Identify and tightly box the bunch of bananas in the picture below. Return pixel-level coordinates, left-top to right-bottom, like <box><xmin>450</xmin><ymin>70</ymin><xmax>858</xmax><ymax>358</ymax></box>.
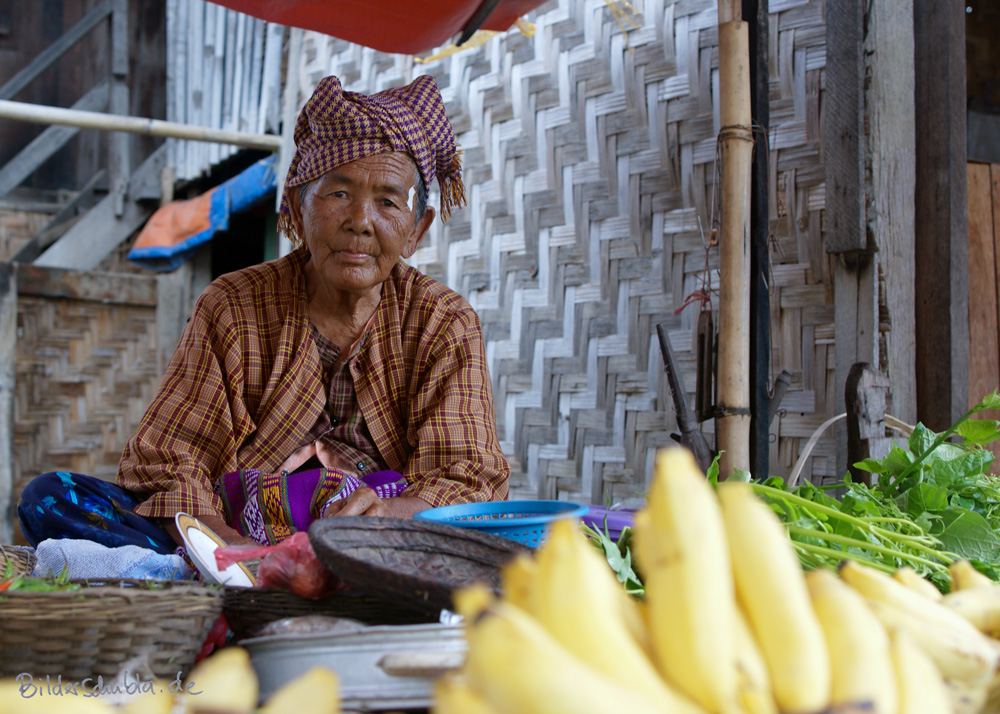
<box><xmin>435</xmin><ymin>447</ymin><xmax>1000</xmax><ymax>714</ymax></box>
<box><xmin>0</xmin><ymin>647</ymin><xmax>339</xmax><ymax>714</ymax></box>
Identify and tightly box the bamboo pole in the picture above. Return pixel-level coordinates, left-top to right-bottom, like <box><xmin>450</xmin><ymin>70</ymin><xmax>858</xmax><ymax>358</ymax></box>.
<box><xmin>716</xmin><ymin>4</ymin><xmax>754</xmax><ymax>479</ymax></box>
<box><xmin>0</xmin><ymin>99</ymin><xmax>280</xmax><ymax>151</ymax></box>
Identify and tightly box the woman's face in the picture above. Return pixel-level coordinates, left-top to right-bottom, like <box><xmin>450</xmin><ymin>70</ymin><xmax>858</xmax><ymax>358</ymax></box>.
<box><xmin>289</xmin><ymin>152</ymin><xmax>435</xmax><ymax>298</ymax></box>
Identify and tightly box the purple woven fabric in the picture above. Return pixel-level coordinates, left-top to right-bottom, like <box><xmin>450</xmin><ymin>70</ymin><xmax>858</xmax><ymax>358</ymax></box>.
<box><xmin>277</xmin><ymin>74</ymin><xmax>465</xmax><ymax>242</ymax></box>
<box><xmin>219</xmin><ymin>468</ymin><xmax>408</xmax><ymax>545</ymax></box>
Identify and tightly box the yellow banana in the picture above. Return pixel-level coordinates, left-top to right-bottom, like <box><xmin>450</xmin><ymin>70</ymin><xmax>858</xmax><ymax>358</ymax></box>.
<box><xmin>805</xmin><ymin>568</ymin><xmax>896</xmax><ymax>714</ymax></box>
<box><xmin>183</xmin><ymin>646</ymin><xmax>258</xmax><ymax>713</ymax></box>
<box><xmin>890</xmin><ymin>628</ymin><xmax>954</xmax><ymax>714</ymax></box>
<box><xmin>864</xmin><ymin>596</ymin><xmax>998</xmax><ymax>687</ymax></box>
<box><xmin>943</xmin><ymin>587</ymin><xmax>1000</xmax><ymax>637</ymax></box>
<box><xmin>950</xmin><ymin>560</ymin><xmax>996</xmax><ymax>591</ymax></box>
<box><xmin>840</xmin><ymin>560</ymin><xmax>978</xmax><ymax>634</ymax></box>
<box><xmin>258</xmin><ymin>667</ymin><xmax>339</xmax><ymax>714</ymax></box>
<box><xmin>732</xmin><ymin>605</ymin><xmax>778</xmax><ymax>714</ymax></box>
<box><xmin>453</xmin><ymin>583</ymin><xmax>496</xmax><ymax>621</ymax></box>
<box><xmin>893</xmin><ymin>566</ymin><xmax>943</xmax><ymax>601</ymax></box>
<box><xmin>499</xmin><ymin>553</ymin><xmax>538</xmax><ymax>612</ymax></box>
<box><xmin>942</xmin><ymin>677</ymin><xmax>988</xmax><ymax>714</ymax></box>
<box><xmin>433</xmin><ymin>673</ymin><xmax>498</xmax><ymax>714</ymax></box>
<box><xmin>464</xmin><ymin>600</ymin><xmax>673</xmax><ymax>714</ymax></box>
<box><xmin>632</xmin><ymin>447</ymin><xmax>739</xmax><ymax>714</ymax></box>
<box><xmin>717</xmin><ymin>481</ymin><xmax>830</xmax><ymax>714</ymax></box>
<box><xmin>530</xmin><ymin>519</ymin><xmax>705</xmax><ymax>714</ymax></box>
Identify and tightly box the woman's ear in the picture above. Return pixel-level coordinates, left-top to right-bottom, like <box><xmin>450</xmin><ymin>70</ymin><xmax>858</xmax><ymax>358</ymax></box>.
<box><xmin>401</xmin><ymin>205</ymin><xmax>436</xmax><ymax>259</ymax></box>
<box><xmin>286</xmin><ymin>184</ymin><xmax>307</xmax><ymax>239</ymax></box>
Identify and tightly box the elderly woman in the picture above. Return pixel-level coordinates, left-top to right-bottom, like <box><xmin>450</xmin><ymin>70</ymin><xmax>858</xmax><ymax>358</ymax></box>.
<box><xmin>18</xmin><ymin>75</ymin><xmax>510</xmax><ymax>551</ymax></box>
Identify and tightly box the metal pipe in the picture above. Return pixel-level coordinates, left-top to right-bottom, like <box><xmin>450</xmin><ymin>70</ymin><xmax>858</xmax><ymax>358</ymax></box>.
<box><xmin>0</xmin><ymin>99</ymin><xmax>281</xmax><ymax>151</ymax></box>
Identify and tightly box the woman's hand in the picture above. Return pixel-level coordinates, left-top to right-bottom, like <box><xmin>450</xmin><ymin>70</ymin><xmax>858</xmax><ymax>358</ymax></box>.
<box><xmin>323</xmin><ymin>488</ymin><xmax>433</xmax><ymax>519</ymax></box>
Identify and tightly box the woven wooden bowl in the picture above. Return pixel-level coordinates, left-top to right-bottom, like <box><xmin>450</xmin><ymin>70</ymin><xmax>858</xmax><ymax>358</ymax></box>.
<box><xmin>0</xmin><ymin>579</ymin><xmax>223</xmax><ymax>679</ymax></box>
<box><xmin>0</xmin><ymin>545</ymin><xmax>37</xmax><ymax>579</ymax></box>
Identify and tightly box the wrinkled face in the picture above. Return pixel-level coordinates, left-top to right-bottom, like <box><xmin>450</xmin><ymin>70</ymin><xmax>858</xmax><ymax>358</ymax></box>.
<box><xmin>288</xmin><ymin>152</ymin><xmax>434</xmax><ymax>297</ymax></box>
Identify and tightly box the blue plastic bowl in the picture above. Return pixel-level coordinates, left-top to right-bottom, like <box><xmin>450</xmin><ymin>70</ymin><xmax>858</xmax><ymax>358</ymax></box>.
<box><xmin>413</xmin><ymin>500</ymin><xmax>590</xmax><ymax>548</ymax></box>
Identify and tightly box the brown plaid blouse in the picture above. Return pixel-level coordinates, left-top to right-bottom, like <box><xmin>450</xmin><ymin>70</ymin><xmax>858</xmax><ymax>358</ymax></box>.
<box><xmin>118</xmin><ymin>248</ymin><xmax>510</xmax><ymax>519</ymax></box>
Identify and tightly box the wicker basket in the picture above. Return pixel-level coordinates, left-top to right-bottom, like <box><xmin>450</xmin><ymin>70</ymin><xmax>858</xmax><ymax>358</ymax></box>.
<box><xmin>0</xmin><ymin>545</ymin><xmax>37</xmax><ymax>579</ymax></box>
<box><xmin>0</xmin><ymin>579</ymin><xmax>223</xmax><ymax>679</ymax></box>
<box><xmin>223</xmin><ymin>587</ymin><xmax>436</xmax><ymax>640</ymax></box>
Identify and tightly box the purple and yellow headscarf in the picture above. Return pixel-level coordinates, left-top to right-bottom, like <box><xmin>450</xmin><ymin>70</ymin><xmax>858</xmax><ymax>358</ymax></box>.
<box><xmin>277</xmin><ymin>74</ymin><xmax>466</xmax><ymax>244</ymax></box>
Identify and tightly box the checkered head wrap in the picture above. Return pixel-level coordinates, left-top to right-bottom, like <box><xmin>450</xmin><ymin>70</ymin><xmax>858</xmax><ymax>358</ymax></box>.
<box><xmin>277</xmin><ymin>74</ymin><xmax>465</xmax><ymax>243</ymax></box>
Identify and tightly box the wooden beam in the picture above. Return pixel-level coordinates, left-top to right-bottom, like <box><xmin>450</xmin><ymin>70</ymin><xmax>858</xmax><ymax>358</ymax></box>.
<box><xmin>867</xmin><ymin>0</ymin><xmax>917</xmax><ymax>423</ymax></box>
<box><xmin>969</xmin><ymin>161</ymin><xmax>1000</xmax><ymax>463</ymax></box>
<box><xmin>33</xmin><ymin>145</ymin><xmax>166</xmax><ymax>271</ymax></box>
<box><xmin>834</xmin><ymin>253</ymin><xmax>877</xmax><ymax>477</ymax></box>
<box><xmin>914</xmin><ymin>0</ymin><xmax>968</xmax><ymax>431</ymax></box>
<box><xmin>11</xmin><ymin>170</ymin><xmax>107</xmax><ymax>264</ymax></box>
<box><xmin>109</xmin><ymin>0</ymin><xmax>130</xmax><ymax>217</ymax></box>
<box><xmin>744</xmin><ymin>0</ymin><xmax>770</xmax><ymax>480</ymax></box>
<box><xmin>0</xmin><ymin>0</ymin><xmax>112</xmax><ymax>101</ymax></box>
<box><xmin>0</xmin><ymin>80</ymin><xmax>109</xmax><ymax>201</ymax></box>
<box><xmin>0</xmin><ymin>263</ymin><xmax>15</xmax><ymax>543</ymax></box>
<box><xmin>845</xmin><ymin>362</ymin><xmax>892</xmax><ymax>486</ymax></box>
<box><xmin>825</xmin><ymin>0</ymin><xmax>866</xmax><ymax>253</ymax></box>
<box><xmin>17</xmin><ymin>264</ymin><xmax>157</xmax><ymax>306</ymax></box>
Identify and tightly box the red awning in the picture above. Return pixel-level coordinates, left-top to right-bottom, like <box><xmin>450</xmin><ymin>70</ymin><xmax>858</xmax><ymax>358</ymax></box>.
<box><xmin>208</xmin><ymin>0</ymin><xmax>547</xmax><ymax>55</ymax></box>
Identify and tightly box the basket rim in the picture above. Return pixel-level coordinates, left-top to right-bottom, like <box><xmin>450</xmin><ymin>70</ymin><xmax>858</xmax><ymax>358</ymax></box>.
<box><xmin>414</xmin><ymin>500</ymin><xmax>589</xmax><ymax>528</ymax></box>
<box><xmin>0</xmin><ymin>578</ymin><xmax>223</xmax><ymax>600</ymax></box>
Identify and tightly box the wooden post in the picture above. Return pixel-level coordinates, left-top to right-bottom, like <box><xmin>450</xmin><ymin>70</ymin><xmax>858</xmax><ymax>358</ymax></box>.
<box><xmin>155</xmin><ymin>166</ymin><xmax>193</xmax><ymax>374</ymax></box>
<box><xmin>914</xmin><ymin>0</ymin><xmax>968</xmax><ymax>431</ymax></box>
<box><xmin>845</xmin><ymin>362</ymin><xmax>892</xmax><ymax>486</ymax></box>
<box><xmin>867</xmin><ymin>0</ymin><xmax>917</xmax><ymax>424</ymax></box>
<box><xmin>744</xmin><ymin>0</ymin><xmax>770</xmax><ymax>481</ymax></box>
<box><xmin>716</xmin><ymin>2</ymin><xmax>754</xmax><ymax>478</ymax></box>
<box><xmin>109</xmin><ymin>0</ymin><xmax>130</xmax><ymax>217</ymax></box>
<box><xmin>0</xmin><ymin>263</ymin><xmax>15</xmax><ymax>544</ymax></box>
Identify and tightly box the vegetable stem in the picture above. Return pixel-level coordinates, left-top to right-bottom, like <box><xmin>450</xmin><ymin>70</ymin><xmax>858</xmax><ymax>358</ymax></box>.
<box><xmin>785</xmin><ymin>525</ymin><xmax>950</xmax><ymax>573</ymax></box>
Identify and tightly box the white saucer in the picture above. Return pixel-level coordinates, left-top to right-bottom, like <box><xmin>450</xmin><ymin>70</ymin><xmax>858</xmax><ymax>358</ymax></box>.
<box><xmin>175</xmin><ymin>512</ymin><xmax>256</xmax><ymax>588</ymax></box>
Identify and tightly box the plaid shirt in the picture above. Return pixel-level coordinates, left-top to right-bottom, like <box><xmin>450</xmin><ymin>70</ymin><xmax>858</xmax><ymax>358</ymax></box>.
<box><xmin>119</xmin><ymin>248</ymin><xmax>510</xmax><ymax>519</ymax></box>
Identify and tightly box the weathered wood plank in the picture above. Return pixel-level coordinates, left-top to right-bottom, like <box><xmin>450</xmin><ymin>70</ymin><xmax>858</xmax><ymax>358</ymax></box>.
<box><xmin>0</xmin><ymin>262</ymin><xmax>15</xmax><ymax>543</ymax></box>
<box><xmin>17</xmin><ymin>264</ymin><xmax>157</xmax><ymax>306</ymax></box>
<box><xmin>109</xmin><ymin>0</ymin><xmax>130</xmax><ymax>217</ymax></box>
<box><xmin>834</xmin><ymin>252</ymin><xmax>877</xmax><ymax>477</ymax></box>
<box><xmin>846</xmin><ymin>362</ymin><xmax>892</xmax><ymax>486</ymax></box>
<box><xmin>33</xmin><ymin>146</ymin><xmax>166</xmax><ymax>271</ymax></box>
<box><xmin>824</xmin><ymin>0</ymin><xmax>865</xmax><ymax>253</ymax></box>
<box><xmin>0</xmin><ymin>80</ymin><xmax>109</xmax><ymax>200</ymax></box>
<box><xmin>914</xmin><ymin>0</ymin><xmax>969</xmax><ymax>431</ymax></box>
<box><xmin>0</xmin><ymin>0</ymin><xmax>111</xmax><ymax>101</ymax></box>
<box><xmin>867</xmin><ymin>0</ymin><xmax>917</xmax><ymax>423</ymax></box>
<box><xmin>968</xmin><ymin>162</ymin><xmax>999</xmax><ymax>421</ymax></box>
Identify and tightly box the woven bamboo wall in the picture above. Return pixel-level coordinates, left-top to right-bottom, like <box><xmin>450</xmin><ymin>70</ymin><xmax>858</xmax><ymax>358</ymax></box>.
<box><xmin>10</xmin><ymin>267</ymin><xmax>160</xmax><ymax>537</ymax></box>
<box><xmin>291</xmin><ymin>0</ymin><xmax>834</xmax><ymax>502</ymax></box>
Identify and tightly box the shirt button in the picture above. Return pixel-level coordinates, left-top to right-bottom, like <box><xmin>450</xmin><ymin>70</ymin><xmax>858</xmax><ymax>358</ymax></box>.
<box><xmin>330</xmin><ymin>416</ymin><xmax>340</xmax><ymax>426</ymax></box>
<box><xmin>357</xmin><ymin>462</ymin><xmax>366</xmax><ymax>471</ymax></box>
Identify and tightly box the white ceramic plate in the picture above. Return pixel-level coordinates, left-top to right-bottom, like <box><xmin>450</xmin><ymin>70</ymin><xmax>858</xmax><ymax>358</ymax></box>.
<box><xmin>175</xmin><ymin>512</ymin><xmax>255</xmax><ymax>587</ymax></box>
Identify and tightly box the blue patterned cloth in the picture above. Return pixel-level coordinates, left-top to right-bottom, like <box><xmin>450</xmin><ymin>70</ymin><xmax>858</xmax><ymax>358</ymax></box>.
<box><xmin>17</xmin><ymin>472</ymin><xmax>177</xmax><ymax>555</ymax></box>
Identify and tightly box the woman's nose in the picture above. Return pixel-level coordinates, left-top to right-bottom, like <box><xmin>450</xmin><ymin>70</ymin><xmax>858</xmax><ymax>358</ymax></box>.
<box><xmin>345</xmin><ymin>198</ymin><xmax>374</xmax><ymax>233</ymax></box>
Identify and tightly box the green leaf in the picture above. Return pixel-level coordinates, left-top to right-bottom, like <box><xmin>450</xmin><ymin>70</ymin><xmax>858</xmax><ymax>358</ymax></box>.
<box><xmin>898</xmin><ymin>482</ymin><xmax>949</xmax><ymax>518</ymax></box>
<box><xmin>908</xmin><ymin>424</ymin><xmax>937</xmax><ymax>459</ymax></box>
<box><xmin>706</xmin><ymin>453</ymin><xmax>722</xmax><ymax>485</ymax></box>
<box><xmin>957</xmin><ymin>419</ymin><xmax>1000</xmax><ymax>447</ymax></box>
<box><xmin>854</xmin><ymin>458</ymin><xmax>888</xmax><ymax>474</ymax></box>
<box><xmin>973</xmin><ymin>390</ymin><xmax>1000</xmax><ymax>413</ymax></box>
<box><xmin>924</xmin><ymin>451</ymin><xmax>990</xmax><ymax>488</ymax></box>
<box><xmin>732</xmin><ymin>467</ymin><xmax>753</xmax><ymax>483</ymax></box>
<box><xmin>934</xmin><ymin>507</ymin><xmax>1000</xmax><ymax>564</ymax></box>
<box><xmin>883</xmin><ymin>447</ymin><xmax>916</xmax><ymax>480</ymax></box>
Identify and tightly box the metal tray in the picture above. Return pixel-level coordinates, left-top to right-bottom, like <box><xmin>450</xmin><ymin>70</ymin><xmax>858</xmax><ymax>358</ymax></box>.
<box><xmin>242</xmin><ymin>621</ymin><xmax>465</xmax><ymax>711</ymax></box>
